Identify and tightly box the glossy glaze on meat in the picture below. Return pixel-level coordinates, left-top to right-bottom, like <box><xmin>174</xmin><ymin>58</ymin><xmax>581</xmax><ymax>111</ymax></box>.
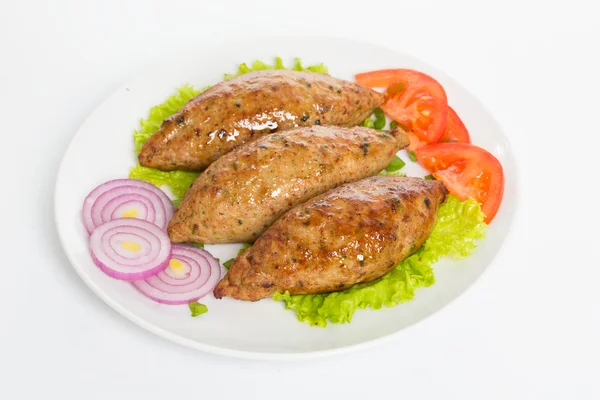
<box><xmin>138</xmin><ymin>70</ymin><xmax>384</xmax><ymax>171</ymax></box>
<box><xmin>168</xmin><ymin>125</ymin><xmax>409</xmax><ymax>244</ymax></box>
<box><xmin>214</xmin><ymin>176</ymin><xmax>448</xmax><ymax>301</ymax></box>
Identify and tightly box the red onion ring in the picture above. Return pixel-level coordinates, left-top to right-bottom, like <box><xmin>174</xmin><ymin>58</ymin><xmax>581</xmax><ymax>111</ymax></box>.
<box><xmin>132</xmin><ymin>244</ymin><xmax>222</xmax><ymax>304</ymax></box>
<box><xmin>82</xmin><ymin>179</ymin><xmax>173</xmax><ymax>234</ymax></box>
<box><xmin>90</xmin><ymin>218</ymin><xmax>172</xmax><ymax>281</ymax></box>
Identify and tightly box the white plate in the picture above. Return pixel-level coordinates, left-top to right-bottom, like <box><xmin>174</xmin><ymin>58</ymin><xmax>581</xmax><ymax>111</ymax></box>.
<box><xmin>54</xmin><ymin>37</ymin><xmax>517</xmax><ymax>360</ymax></box>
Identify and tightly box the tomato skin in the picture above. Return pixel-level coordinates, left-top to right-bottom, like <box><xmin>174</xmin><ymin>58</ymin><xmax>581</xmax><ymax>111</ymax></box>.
<box><xmin>356</xmin><ymin>69</ymin><xmax>449</xmax><ymax>143</ymax></box>
<box><xmin>407</xmin><ymin>132</ymin><xmax>428</xmax><ymax>151</ymax></box>
<box><xmin>382</xmin><ymin>87</ymin><xmax>448</xmax><ymax>143</ymax></box>
<box><xmin>355</xmin><ymin>69</ymin><xmax>404</xmax><ymax>88</ymax></box>
<box><xmin>415</xmin><ymin>143</ymin><xmax>504</xmax><ymax>223</ymax></box>
<box><xmin>406</xmin><ymin>106</ymin><xmax>471</xmax><ymax>151</ymax></box>
<box><xmin>440</xmin><ymin>107</ymin><xmax>471</xmax><ymax>144</ymax></box>
<box><xmin>355</xmin><ymin>69</ymin><xmax>446</xmax><ymax>100</ymax></box>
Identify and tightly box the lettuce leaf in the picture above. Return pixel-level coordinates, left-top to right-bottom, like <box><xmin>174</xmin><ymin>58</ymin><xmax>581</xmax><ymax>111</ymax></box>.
<box><xmin>223</xmin><ymin>57</ymin><xmax>328</xmax><ymax>80</ymax></box>
<box><xmin>273</xmin><ymin>195</ymin><xmax>487</xmax><ymax>327</ymax></box>
<box><xmin>238</xmin><ymin>243</ymin><xmax>252</xmax><ymax>254</ymax></box>
<box><xmin>378</xmin><ymin>169</ymin><xmax>406</xmax><ymax>177</ymax></box>
<box><xmin>419</xmin><ymin>195</ymin><xmax>487</xmax><ymax>263</ymax></box>
<box><xmin>133</xmin><ymin>85</ymin><xmax>204</xmax><ymax>153</ymax></box>
<box><xmin>130</xmin><ymin>58</ymin><xmax>328</xmax><ymax>199</ymax></box>
<box><xmin>129</xmin><ymin>165</ymin><xmax>199</xmax><ymax>199</ymax></box>
<box><xmin>188</xmin><ymin>302</ymin><xmax>208</xmax><ymax>317</ymax></box>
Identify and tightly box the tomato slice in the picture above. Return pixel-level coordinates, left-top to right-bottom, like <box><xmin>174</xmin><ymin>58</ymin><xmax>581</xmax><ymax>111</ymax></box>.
<box><xmin>356</xmin><ymin>69</ymin><xmax>448</xmax><ymax>143</ymax></box>
<box><xmin>355</xmin><ymin>69</ymin><xmax>403</xmax><ymax>88</ymax></box>
<box><xmin>440</xmin><ymin>107</ymin><xmax>471</xmax><ymax>144</ymax></box>
<box><xmin>407</xmin><ymin>132</ymin><xmax>428</xmax><ymax>151</ymax></box>
<box><xmin>356</xmin><ymin>69</ymin><xmax>445</xmax><ymax>98</ymax></box>
<box><xmin>415</xmin><ymin>143</ymin><xmax>504</xmax><ymax>223</ymax></box>
<box><xmin>382</xmin><ymin>86</ymin><xmax>448</xmax><ymax>143</ymax></box>
<box><xmin>406</xmin><ymin>106</ymin><xmax>471</xmax><ymax>151</ymax></box>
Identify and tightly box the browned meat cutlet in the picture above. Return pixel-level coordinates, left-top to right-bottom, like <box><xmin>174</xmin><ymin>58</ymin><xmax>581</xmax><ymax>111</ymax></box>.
<box><xmin>213</xmin><ymin>176</ymin><xmax>447</xmax><ymax>301</ymax></box>
<box><xmin>168</xmin><ymin>125</ymin><xmax>409</xmax><ymax>244</ymax></box>
<box><xmin>138</xmin><ymin>70</ymin><xmax>384</xmax><ymax>171</ymax></box>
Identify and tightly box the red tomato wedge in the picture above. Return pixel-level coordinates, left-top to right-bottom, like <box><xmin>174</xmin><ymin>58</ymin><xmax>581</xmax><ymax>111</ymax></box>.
<box><xmin>355</xmin><ymin>69</ymin><xmax>449</xmax><ymax>143</ymax></box>
<box><xmin>407</xmin><ymin>132</ymin><xmax>428</xmax><ymax>152</ymax></box>
<box><xmin>408</xmin><ymin>106</ymin><xmax>471</xmax><ymax>151</ymax></box>
<box><xmin>440</xmin><ymin>106</ymin><xmax>471</xmax><ymax>144</ymax></box>
<box><xmin>356</xmin><ymin>69</ymin><xmax>445</xmax><ymax>93</ymax></box>
<box><xmin>415</xmin><ymin>143</ymin><xmax>504</xmax><ymax>223</ymax></box>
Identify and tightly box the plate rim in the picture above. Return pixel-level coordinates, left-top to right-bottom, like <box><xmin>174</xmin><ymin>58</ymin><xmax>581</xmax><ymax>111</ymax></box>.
<box><xmin>54</xmin><ymin>35</ymin><xmax>519</xmax><ymax>360</ymax></box>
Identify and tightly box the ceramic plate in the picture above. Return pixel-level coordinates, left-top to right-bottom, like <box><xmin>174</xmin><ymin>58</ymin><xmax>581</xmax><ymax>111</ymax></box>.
<box><xmin>54</xmin><ymin>37</ymin><xmax>517</xmax><ymax>359</ymax></box>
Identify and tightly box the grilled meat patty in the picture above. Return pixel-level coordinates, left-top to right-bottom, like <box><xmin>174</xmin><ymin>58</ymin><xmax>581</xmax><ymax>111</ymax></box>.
<box><xmin>138</xmin><ymin>70</ymin><xmax>384</xmax><ymax>171</ymax></box>
<box><xmin>214</xmin><ymin>176</ymin><xmax>448</xmax><ymax>301</ymax></box>
<box><xmin>168</xmin><ymin>125</ymin><xmax>409</xmax><ymax>244</ymax></box>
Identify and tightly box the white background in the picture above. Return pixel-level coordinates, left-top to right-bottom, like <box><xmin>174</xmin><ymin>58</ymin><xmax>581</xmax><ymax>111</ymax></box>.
<box><xmin>1</xmin><ymin>0</ymin><xmax>599</xmax><ymax>399</ymax></box>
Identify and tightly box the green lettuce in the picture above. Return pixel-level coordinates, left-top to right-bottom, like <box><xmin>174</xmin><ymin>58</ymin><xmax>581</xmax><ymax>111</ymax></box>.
<box><xmin>273</xmin><ymin>195</ymin><xmax>487</xmax><ymax>327</ymax></box>
<box><xmin>129</xmin><ymin>58</ymin><xmax>328</xmax><ymax>200</ymax></box>
<box><xmin>188</xmin><ymin>302</ymin><xmax>208</xmax><ymax>317</ymax></box>
<box><xmin>373</xmin><ymin>108</ymin><xmax>386</xmax><ymax>130</ymax></box>
<box><xmin>361</xmin><ymin>118</ymin><xmax>375</xmax><ymax>129</ymax></box>
<box><xmin>361</xmin><ymin>108</ymin><xmax>387</xmax><ymax>131</ymax></box>
<box><xmin>378</xmin><ymin>170</ymin><xmax>407</xmax><ymax>177</ymax></box>
<box><xmin>238</xmin><ymin>243</ymin><xmax>252</xmax><ymax>254</ymax></box>
<box><xmin>224</xmin><ymin>57</ymin><xmax>328</xmax><ymax>80</ymax></box>
<box><xmin>133</xmin><ymin>85</ymin><xmax>204</xmax><ymax>153</ymax></box>
<box><xmin>129</xmin><ymin>165</ymin><xmax>199</xmax><ymax>199</ymax></box>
